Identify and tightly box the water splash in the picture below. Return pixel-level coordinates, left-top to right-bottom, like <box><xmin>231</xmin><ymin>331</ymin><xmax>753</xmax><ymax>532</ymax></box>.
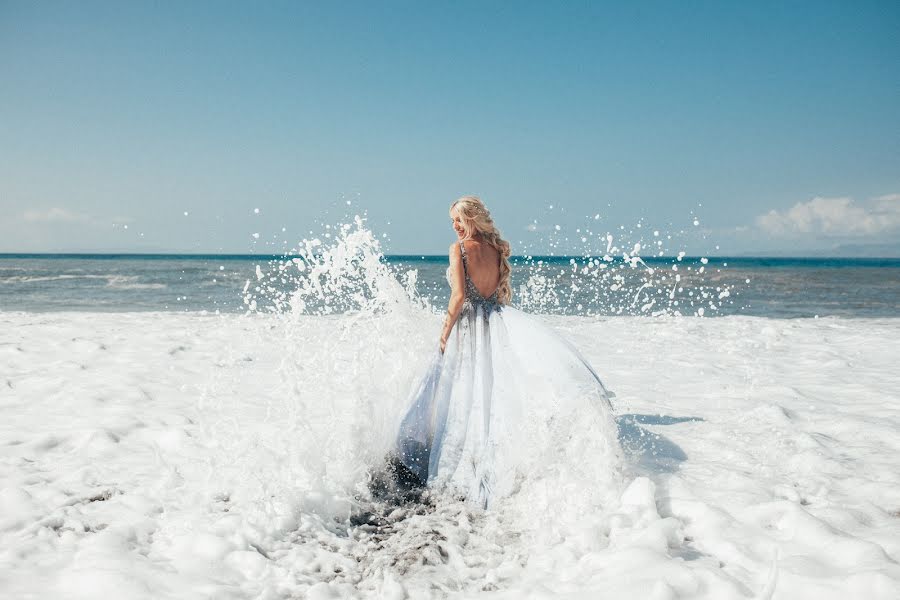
<box><xmin>511</xmin><ymin>207</ymin><xmax>741</xmax><ymax>317</ymax></box>
<box><xmin>242</xmin><ymin>215</ymin><xmax>740</xmax><ymax>319</ymax></box>
<box><xmin>194</xmin><ymin>212</ymin><xmax>746</xmax><ymax>596</ymax></box>
<box><xmin>512</xmin><ymin>246</ymin><xmax>739</xmax><ymax>317</ymax></box>
<box><xmin>210</xmin><ymin>216</ymin><xmax>437</xmax><ymax>519</ymax></box>
<box><xmin>221</xmin><ymin>213</ymin><xmax>735</xmax><ymax>513</ymax></box>
<box><xmin>243</xmin><ymin>216</ymin><xmax>426</xmax><ymax>317</ymax></box>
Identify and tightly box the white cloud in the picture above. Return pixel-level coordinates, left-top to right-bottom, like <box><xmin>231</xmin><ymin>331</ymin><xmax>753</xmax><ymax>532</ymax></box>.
<box><xmin>22</xmin><ymin>207</ymin><xmax>91</xmax><ymax>223</ymax></box>
<box><xmin>756</xmin><ymin>194</ymin><xmax>900</xmax><ymax>236</ymax></box>
<box><xmin>19</xmin><ymin>207</ymin><xmax>135</xmax><ymax>227</ymax></box>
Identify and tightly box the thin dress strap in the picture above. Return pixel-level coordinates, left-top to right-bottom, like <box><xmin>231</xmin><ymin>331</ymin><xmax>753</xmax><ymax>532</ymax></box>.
<box><xmin>458</xmin><ymin>240</ymin><xmax>470</xmax><ymax>278</ymax></box>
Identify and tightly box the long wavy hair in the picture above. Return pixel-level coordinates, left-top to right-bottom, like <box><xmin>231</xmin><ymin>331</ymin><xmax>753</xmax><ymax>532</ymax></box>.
<box><xmin>450</xmin><ymin>196</ymin><xmax>512</xmax><ymax>305</ymax></box>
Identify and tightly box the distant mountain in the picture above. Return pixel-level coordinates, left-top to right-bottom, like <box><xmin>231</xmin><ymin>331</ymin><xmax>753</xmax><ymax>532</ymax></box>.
<box><xmin>738</xmin><ymin>241</ymin><xmax>900</xmax><ymax>258</ymax></box>
<box><xmin>827</xmin><ymin>242</ymin><xmax>900</xmax><ymax>258</ymax></box>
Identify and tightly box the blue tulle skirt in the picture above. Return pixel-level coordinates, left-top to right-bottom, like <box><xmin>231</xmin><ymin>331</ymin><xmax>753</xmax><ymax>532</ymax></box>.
<box><xmin>394</xmin><ymin>305</ymin><xmax>621</xmax><ymax>509</ymax></box>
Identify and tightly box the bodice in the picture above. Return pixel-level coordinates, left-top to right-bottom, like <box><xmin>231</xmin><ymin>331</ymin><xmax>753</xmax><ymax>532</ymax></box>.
<box><xmin>457</xmin><ymin>241</ymin><xmax>501</xmax><ymax>315</ymax></box>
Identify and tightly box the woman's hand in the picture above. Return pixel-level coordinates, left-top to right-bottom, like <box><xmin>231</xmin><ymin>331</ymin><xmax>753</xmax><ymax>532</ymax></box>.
<box><xmin>440</xmin><ymin>243</ymin><xmax>465</xmax><ymax>355</ymax></box>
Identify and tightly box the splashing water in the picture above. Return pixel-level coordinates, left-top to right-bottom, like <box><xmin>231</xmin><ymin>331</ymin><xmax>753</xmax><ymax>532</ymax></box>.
<box><xmin>242</xmin><ymin>215</ymin><xmax>741</xmax><ymax>319</ymax></box>
<box><xmin>202</xmin><ymin>217</ymin><xmax>440</xmax><ymax>539</ymax></box>
<box><xmin>221</xmin><ymin>213</ymin><xmax>733</xmax><ymax>517</ymax></box>
<box><xmin>510</xmin><ymin>251</ymin><xmax>740</xmax><ymax>317</ymax></box>
<box><xmin>192</xmin><ymin>213</ymin><xmax>744</xmax><ymax>596</ymax></box>
<box><xmin>218</xmin><ymin>216</ymin><xmax>737</xmax><ymax>509</ymax></box>
<box><xmin>511</xmin><ymin>213</ymin><xmax>741</xmax><ymax>317</ymax></box>
<box><xmin>242</xmin><ymin>216</ymin><xmax>427</xmax><ymax>317</ymax></box>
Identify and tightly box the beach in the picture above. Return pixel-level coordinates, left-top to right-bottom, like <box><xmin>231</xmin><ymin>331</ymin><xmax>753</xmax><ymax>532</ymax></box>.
<box><xmin>2</xmin><ymin>310</ymin><xmax>898</xmax><ymax>598</ymax></box>
<box><xmin>4</xmin><ymin>1</ymin><xmax>899</xmax><ymax>597</ymax></box>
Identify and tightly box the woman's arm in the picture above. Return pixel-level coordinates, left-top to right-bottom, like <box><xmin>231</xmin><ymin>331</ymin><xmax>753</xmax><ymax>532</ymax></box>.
<box><xmin>440</xmin><ymin>242</ymin><xmax>466</xmax><ymax>353</ymax></box>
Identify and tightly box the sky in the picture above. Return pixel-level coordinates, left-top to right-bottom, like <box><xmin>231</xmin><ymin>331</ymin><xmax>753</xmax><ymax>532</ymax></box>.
<box><xmin>1</xmin><ymin>1</ymin><xmax>898</xmax><ymax>256</ymax></box>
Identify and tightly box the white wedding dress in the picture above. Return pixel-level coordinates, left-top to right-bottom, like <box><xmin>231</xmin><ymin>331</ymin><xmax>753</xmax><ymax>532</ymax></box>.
<box><xmin>394</xmin><ymin>241</ymin><xmax>621</xmax><ymax>509</ymax></box>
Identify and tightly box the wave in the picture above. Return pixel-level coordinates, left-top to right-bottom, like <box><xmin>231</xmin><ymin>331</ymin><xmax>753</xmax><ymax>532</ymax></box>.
<box><xmin>0</xmin><ymin>273</ymin><xmax>167</xmax><ymax>290</ymax></box>
<box><xmin>0</xmin><ymin>274</ymin><xmax>113</xmax><ymax>284</ymax></box>
<box><xmin>104</xmin><ymin>275</ymin><xmax>168</xmax><ymax>290</ymax></box>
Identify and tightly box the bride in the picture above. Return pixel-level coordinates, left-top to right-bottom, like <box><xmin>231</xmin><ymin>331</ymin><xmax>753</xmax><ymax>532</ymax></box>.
<box><xmin>392</xmin><ymin>196</ymin><xmax>621</xmax><ymax>509</ymax></box>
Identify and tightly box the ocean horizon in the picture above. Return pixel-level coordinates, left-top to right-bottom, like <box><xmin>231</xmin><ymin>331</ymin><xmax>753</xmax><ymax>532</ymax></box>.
<box><xmin>2</xmin><ymin>252</ymin><xmax>898</xmax><ymax>318</ymax></box>
<box><xmin>3</xmin><ymin>253</ymin><xmax>900</xmax><ymax>261</ymax></box>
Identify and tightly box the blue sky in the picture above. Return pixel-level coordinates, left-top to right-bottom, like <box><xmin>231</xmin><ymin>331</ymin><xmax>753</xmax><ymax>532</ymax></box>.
<box><xmin>1</xmin><ymin>1</ymin><xmax>898</xmax><ymax>255</ymax></box>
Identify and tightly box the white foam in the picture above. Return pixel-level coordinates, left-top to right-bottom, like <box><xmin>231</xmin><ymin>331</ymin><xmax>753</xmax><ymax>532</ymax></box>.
<box><xmin>1</xmin><ymin>222</ymin><xmax>898</xmax><ymax>597</ymax></box>
<box><xmin>1</xmin><ymin>311</ymin><xmax>899</xmax><ymax>598</ymax></box>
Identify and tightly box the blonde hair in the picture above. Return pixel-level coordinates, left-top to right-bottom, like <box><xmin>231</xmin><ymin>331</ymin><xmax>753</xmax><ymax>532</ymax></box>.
<box><xmin>450</xmin><ymin>196</ymin><xmax>512</xmax><ymax>305</ymax></box>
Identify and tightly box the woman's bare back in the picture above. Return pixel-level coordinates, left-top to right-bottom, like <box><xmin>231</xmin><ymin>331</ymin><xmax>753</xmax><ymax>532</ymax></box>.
<box><xmin>462</xmin><ymin>239</ymin><xmax>501</xmax><ymax>298</ymax></box>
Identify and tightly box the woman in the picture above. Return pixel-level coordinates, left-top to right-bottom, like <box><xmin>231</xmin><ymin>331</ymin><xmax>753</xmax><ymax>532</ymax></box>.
<box><xmin>393</xmin><ymin>196</ymin><xmax>620</xmax><ymax>509</ymax></box>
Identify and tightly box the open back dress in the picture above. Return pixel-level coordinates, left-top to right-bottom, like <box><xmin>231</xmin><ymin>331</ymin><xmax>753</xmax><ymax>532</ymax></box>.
<box><xmin>394</xmin><ymin>240</ymin><xmax>621</xmax><ymax>509</ymax></box>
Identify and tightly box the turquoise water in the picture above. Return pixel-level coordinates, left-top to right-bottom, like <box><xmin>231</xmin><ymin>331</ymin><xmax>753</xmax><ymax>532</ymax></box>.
<box><xmin>1</xmin><ymin>254</ymin><xmax>898</xmax><ymax>318</ymax></box>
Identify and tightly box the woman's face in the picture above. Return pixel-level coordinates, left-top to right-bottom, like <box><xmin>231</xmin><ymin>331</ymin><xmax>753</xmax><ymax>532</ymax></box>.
<box><xmin>450</xmin><ymin>207</ymin><xmax>465</xmax><ymax>239</ymax></box>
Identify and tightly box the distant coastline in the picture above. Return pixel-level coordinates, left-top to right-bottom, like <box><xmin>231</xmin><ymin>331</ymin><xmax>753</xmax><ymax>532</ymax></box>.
<box><xmin>2</xmin><ymin>253</ymin><xmax>900</xmax><ymax>264</ymax></box>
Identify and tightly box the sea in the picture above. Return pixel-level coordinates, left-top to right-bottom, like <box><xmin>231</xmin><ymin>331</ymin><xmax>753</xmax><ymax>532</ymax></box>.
<box><xmin>1</xmin><ymin>253</ymin><xmax>898</xmax><ymax>318</ymax></box>
<box><xmin>4</xmin><ymin>229</ymin><xmax>900</xmax><ymax>598</ymax></box>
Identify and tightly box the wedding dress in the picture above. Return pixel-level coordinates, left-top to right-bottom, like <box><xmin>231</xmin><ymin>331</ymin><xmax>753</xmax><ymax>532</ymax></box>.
<box><xmin>394</xmin><ymin>241</ymin><xmax>620</xmax><ymax>509</ymax></box>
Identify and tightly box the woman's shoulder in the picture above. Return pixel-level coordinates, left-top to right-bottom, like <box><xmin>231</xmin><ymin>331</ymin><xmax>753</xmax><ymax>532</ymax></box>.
<box><xmin>448</xmin><ymin>241</ymin><xmax>463</xmax><ymax>261</ymax></box>
<box><xmin>463</xmin><ymin>238</ymin><xmax>496</xmax><ymax>257</ymax></box>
